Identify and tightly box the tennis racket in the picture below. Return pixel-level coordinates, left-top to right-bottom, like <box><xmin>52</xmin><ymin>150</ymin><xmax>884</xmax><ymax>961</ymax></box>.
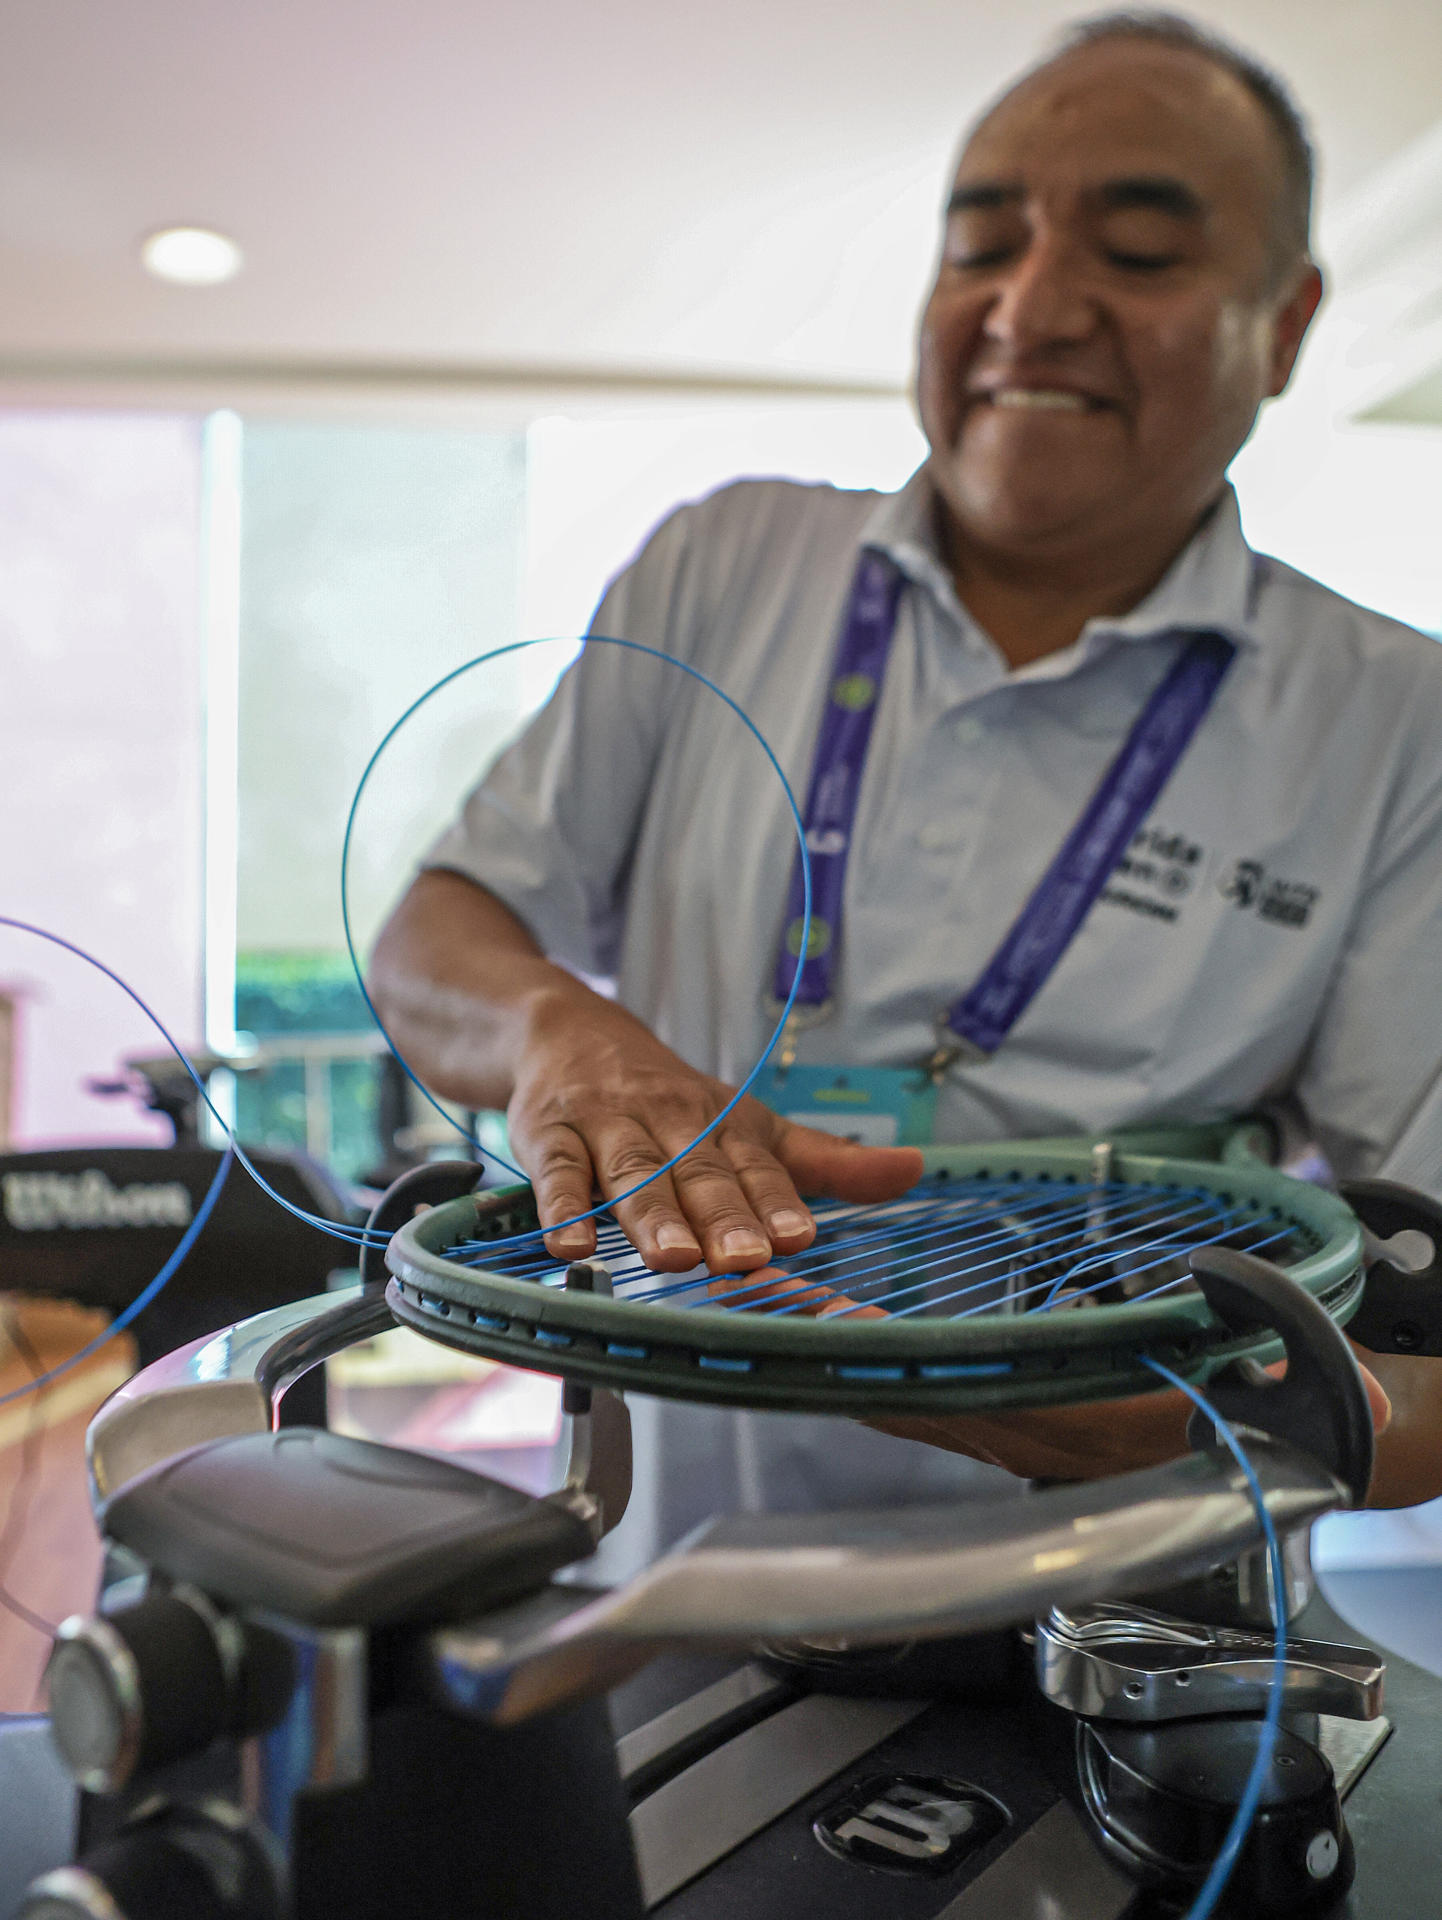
<box><xmin>385</xmin><ymin>1131</ymin><xmax>1368</xmax><ymax>1419</ymax></box>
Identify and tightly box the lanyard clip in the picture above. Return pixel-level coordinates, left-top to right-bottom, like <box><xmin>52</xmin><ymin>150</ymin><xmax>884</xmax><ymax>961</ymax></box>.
<box><xmin>764</xmin><ymin>999</ymin><xmax>833</xmax><ymax>1081</ymax></box>
<box><xmin>926</xmin><ymin>1020</ymin><xmax>992</xmax><ymax>1083</ymax></box>
<box><xmin>777</xmin><ymin>1020</ymin><xmax>800</xmax><ymax>1077</ymax></box>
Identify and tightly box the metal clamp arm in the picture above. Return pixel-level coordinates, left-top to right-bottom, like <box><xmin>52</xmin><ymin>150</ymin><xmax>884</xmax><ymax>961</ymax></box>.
<box><xmin>87</xmin><ymin>1286</ymin><xmax>393</xmax><ymax>1506</ymax></box>
<box><xmin>424</xmin><ymin>1439</ymin><xmax>1344</xmax><ymax>1725</ymax></box>
<box><xmin>1036</xmin><ymin>1601</ymin><xmax>1384</xmax><ymax>1723</ymax></box>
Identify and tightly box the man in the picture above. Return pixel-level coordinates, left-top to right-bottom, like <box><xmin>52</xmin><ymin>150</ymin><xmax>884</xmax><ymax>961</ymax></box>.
<box><xmin>372</xmin><ymin>14</ymin><xmax>1441</xmax><ymax>1523</ymax></box>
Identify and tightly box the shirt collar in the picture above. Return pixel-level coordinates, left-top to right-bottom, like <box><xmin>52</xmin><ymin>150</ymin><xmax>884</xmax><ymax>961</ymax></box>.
<box><xmin>860</xmin><ymin>467</ymin><xmax>1261</xmax><ymax>655</ymax></box>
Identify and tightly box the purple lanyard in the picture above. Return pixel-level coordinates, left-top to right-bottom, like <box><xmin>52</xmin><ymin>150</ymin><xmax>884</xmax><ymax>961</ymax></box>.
<box><xmin>772</xmin><ymin>549</ymin><xmax>1236</xmax><ymax>1065</ymax></box>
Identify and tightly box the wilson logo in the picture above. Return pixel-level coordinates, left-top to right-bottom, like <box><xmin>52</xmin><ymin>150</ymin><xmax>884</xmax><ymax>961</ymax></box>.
<box><xmin>815</xmin><ymin>1773</ymin><xmax>1006</xmax><ymax>1876</ymax></box>
<box><xmin>2</xmin><ymin>1171</ymin><xmax>194</xmax><ymax>1232</ymax></box>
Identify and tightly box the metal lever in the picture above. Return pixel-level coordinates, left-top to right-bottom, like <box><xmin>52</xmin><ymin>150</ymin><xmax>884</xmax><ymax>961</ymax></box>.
<box><xmin>1036</xmin><ymin>1601</ymin><xmax>1384</xmax><ymax>1724</ymax></box>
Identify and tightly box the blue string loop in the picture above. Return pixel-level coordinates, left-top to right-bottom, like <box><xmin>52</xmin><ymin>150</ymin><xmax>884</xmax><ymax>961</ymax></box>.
<box><xmin>339</xmin><ymin>633</ymin><xmax>812</xmax><ymax>1247</ymax></box>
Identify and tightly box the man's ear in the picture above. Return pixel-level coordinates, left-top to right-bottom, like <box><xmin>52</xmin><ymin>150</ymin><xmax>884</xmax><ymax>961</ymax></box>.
<box><xmin>1267</xmin><ymin>261</ymin><xmax>1324</xmax><ymax>397</ymax></box>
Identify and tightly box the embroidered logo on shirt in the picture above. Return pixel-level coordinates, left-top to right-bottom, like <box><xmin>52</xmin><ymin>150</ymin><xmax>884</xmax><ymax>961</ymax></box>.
<box><xmin>785</xmin><ymin>915</ymin><xmax>832</xmax><ymax>959</ymax></box>
<box><xmin>805</xmin><ymin>827</ymin><xmax>848</xmax><ymax>856</ymax></box>
<box><xmin>1218</xmin><ymin>859</ymin><xmax>1318</xmax><ymax>929</ymax></box>
<box><xmin>1100</xmin><ymin>825</ymin><xmax>1205</xmax><ymax>924</ymax></box>
<box><xmin>831</xmin><ymin>671</ymin><xmax>878</xmax><ymax>712</ymax></box>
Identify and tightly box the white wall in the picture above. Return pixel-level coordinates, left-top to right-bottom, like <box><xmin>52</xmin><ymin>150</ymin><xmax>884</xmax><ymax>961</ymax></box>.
<box><xmin>524</xmin><ymin>400</ymin><xmax>928</xmax><ymax>643</ymax></box>
<box><xmin>0</xmin><ymin>411</ymin><xmax>204</xmax><ymax>1145</ymax></box>
<box><xmin>235</xmin><ymin>422</ymin><xmax>531</xmax><ymax>959</ymax></box>
<box><xmin>1234</xmin><ymin>409</ymin><xmax>1442</xmax><ymax>635</ymax></box>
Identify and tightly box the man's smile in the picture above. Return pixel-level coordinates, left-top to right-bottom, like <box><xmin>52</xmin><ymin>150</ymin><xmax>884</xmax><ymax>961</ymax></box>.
<box><xmin>970</xmin><ymin>383</ymin><xmax>1118</xmax><ymax>414</ymax></box>
<box><xmin>991</xmin><ymin>387</ymin><xmax>1095</xmax><ymax>411</ymax></box>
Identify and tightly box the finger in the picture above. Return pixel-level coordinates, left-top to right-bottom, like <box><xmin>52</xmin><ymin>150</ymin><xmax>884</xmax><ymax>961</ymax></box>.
<box><xmin>519</xmin><ymin>1122</ymin><xmax>600</xmax><ymax>1261</ymax></box>
<box><xmin>1265</xmin><ymin>1353</ymin><xmax>1392</xmax><ymax>1433</ymax></box>
<box><xmin>862</xmin><ymin>1414</ymin><xmax>1007</xmax><ymax>1469</ymax></box>
<box><xmin>720</xmin><ymin>1134</ymin><xmax>818</xmax><ymax>1253</ymax></box>
<box><xmin>902</xmin><ymin>1392</ymin><xmax>1194</xmax><ymax>1480</ymax></box>
<box><xmin>707</xmin><ymin>1264</ymin><xmax>829</xmax><ymax>1311</ymax></box>
<box><xmin>585</xmin><ymin>1117</ymin><xmax>708</xmax><ymax>1271</ymax></box>
<box><xmin>775</xmin><ymin>1123</ymin><xmax>924</xmax><ymax>1204</ymax></box>
<box><xmin>706</xmin><ymin>1264</ymin><xmax>888</xmax><ymax>1319</ymax></box>
<box><xmin>642</xmin><ymin>1120</ymin><xmax>782</xmax><ymax>1273</ymax></box>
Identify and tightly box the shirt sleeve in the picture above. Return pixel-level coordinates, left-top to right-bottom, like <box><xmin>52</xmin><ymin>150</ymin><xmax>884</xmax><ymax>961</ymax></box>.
<box><xmin>1291</xmin><ymin>706</ymin><xmax>1442</xmax><ymax>1202</ymax></box>
<box><xmin>421</xmin><ymin>500</ymin><xmax>699</xmax><ymax>976</ymax></box>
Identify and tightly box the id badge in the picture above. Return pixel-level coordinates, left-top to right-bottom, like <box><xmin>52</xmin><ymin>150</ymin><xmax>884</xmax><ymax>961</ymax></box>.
<box><xmin>749</xmin><ymin>1063</ymin><xmax>937</xmax><ymax>1147</ymax></box>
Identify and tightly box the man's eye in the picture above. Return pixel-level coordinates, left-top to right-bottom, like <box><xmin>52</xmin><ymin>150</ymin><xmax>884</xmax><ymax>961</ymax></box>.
<box><xmin>946</xmin><ymin>246</ymin><xmax>1014</xmax><ymax>270</ymax></box>
<box><xmin>1106</xmin><ymin>250</ymin><xmax>1180</xmax><ymax>272</ymax></box>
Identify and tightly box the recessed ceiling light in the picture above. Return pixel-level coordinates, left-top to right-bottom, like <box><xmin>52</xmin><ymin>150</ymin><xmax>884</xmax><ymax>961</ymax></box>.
<box><xmin>140</xmin><ymin>226</ymin><xmax>243</xmax><ymax>287</ymax></box>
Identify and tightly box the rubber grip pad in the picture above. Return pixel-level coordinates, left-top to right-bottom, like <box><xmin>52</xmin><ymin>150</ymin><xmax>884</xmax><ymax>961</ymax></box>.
<box><xmin>101</xmin><ymin>1428</ymin><xmax>594</xmax><ymax>1628</ymax></box>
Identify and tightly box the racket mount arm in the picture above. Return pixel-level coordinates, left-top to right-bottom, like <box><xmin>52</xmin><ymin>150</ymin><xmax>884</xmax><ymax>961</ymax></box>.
<box><xmin>557</xmin><ymin>1261</ymin><xmax>633</xmax><ymax>1541</ymax></box>
<box><xmin>1185</xmin><ymin>1246</ymin><xmax>1375</xmax><ymax>1505</ymax></box>
<box><xmin>358</xmin><ymin>1160</ymin><xmax>485</xmax><ymax>1293</ymax></box>
<box><xmin>1338</xmin><ymin>1177</ymin><xmax>1442</xmax><ymax>1358</ymax></box>
<box><xmin>86</xmin><ymin>1286</ymin><xmax>395</xmax><ymax>1509</ymax></box>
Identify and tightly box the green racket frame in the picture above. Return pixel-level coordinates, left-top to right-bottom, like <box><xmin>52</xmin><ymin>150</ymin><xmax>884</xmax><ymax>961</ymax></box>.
<box><xmin>385</xmin><ymin>1136</ymin><xmax>1365</xmax><ymax>1418</ymax></box>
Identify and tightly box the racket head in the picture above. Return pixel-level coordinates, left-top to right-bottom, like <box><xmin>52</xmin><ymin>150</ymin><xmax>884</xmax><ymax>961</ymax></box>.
<box><xmin>385</xmin><ymin>1142</ymin><xmax>1363</xmax><ymax>1416</ymax></box>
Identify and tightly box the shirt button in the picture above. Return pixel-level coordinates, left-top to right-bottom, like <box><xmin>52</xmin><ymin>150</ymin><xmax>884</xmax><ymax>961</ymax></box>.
<box><xmin>916</xmin><ymin>820</ymin><xmax>967</xmax><ymax>853</ymax></box>
<box><xmin>953</xmin><ymin>715</ymin><xmax>986</xmax><ymax>748</ymax></box>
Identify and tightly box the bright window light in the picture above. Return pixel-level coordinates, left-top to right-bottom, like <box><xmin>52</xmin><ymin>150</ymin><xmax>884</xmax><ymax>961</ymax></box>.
<box><xmin>141</xmin><ymin>226</ymin><xmax>243</xmax><ymax>286</ymax></box>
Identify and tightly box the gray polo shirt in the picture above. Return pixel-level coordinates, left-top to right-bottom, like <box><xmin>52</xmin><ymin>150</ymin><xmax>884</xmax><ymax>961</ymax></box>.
<box><xmin>429</xmin><ymin>466</ymin><xmax>1442</xmax><ymax>1197</ymax></box>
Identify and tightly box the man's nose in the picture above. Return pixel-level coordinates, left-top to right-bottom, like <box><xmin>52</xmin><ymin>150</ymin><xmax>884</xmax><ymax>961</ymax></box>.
<box><xmin>982</xmin><ymin>235</ymin><xmax>1095</xmax><ymax>350</ymax></box>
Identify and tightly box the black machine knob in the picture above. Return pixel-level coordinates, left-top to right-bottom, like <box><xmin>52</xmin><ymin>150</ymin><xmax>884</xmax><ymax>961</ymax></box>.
<box><xmin>46</xmin><ymin>1590</ymin><xmax>293</xmax><ymax>1794</ymax></box>
<box><xmin>20</xmin><ymin>1800</ymin><xmax>280</xmax><ymax>1920</ymax></box>
<box><xmin>1077</xmin><ymin>1716</ymin><xmax>1354</xmax><ymax>1917</ymax></box>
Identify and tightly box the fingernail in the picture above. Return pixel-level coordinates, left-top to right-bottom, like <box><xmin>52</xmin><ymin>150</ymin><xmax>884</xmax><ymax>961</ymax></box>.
<box><xmin>550</xmin><ymin>1225</ymin><xmax>590</xmax><ymax>1249</ymax></box>
<box><xmin>721</xmin><ymin>1228</ymin><xmax>770</xmax><ymax>1263</ymax></box>
<box><xmin>656</xmin><ymin>1221</ymin><xmax>702</xmax><ymax>1254</ymax></box>
<box><xmin>769</xmin><ymin>1209</ymin><xmax>811</xmax><ymax>1238</ymax></box>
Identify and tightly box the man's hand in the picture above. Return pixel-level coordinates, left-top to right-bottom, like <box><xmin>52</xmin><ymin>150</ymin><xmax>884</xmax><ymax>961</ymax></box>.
<box><xmin>368</xmin><ymin>872</ymin><xmax>920</xmax><ymax>1273</ymax></box>
<box><xmin>712</xmin><ymin>1264</ymin><xmax>1403</xmax><ymax>1500</ymax></box>
<box><xmin>865</xmin><ymin>1350</ymin><xmax>1397</xmax><ymax>1493</ymax></box>
<box><xmin>511</xmin><ymin>981</ymin><xmax>921</xmax><ymax>1271</ymax></box>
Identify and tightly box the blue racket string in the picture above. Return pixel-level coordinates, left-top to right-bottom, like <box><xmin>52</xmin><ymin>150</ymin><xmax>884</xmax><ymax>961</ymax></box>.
<box><xmin>718</xmin><ymin>1188</ymin><xmax>1258</xmax><ymax>1317</ymax></box>
<box><xmin>629</xmin><ymin>1178</ymin><xmax>1185</xmax><ymax>1302</ymax></box>
<box><xmin>453</xmin><ymin>1177</ymin><xmax>1219</xmax><ymax>1291</ymax></box>
<box><xmin>446</xmin><ymin>1174</ymin><xmax>1310</xmax><ymax>1327</ymax></box>
<box><xmin>1140</xmin><ymin>1357</ymin><xmax>1289</xmax><ymax>1920</ymax></box>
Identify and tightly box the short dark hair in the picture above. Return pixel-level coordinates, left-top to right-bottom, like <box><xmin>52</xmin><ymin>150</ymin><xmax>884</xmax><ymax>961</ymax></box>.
<box><xmin>1049</xmin><ymin>11</ymin><xmax>1314</xmax><ymax>270</ymax></box>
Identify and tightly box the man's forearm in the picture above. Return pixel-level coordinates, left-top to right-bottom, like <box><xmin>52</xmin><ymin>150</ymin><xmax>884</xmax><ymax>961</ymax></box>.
<box><xmin>1358</xmin><ymin>1348</ymin><xmax>1442</xmax><ymax>1508</ymax></box>
<box><xmin>367</xmin><ymin>869</ymin><xmax>597</xmax><ymax>1111</ymax></box>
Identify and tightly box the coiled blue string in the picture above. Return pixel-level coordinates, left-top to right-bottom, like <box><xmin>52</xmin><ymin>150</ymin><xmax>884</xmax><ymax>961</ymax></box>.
<box><xmin>338</xmin><ymin>632</ymin><xmax>813</xmax><ymax>1247</ymax></box>
<box><xmin>1140</xmin><ymin>1355</ymin><xmax>1289</xmax><ymax>1920</ymax></box>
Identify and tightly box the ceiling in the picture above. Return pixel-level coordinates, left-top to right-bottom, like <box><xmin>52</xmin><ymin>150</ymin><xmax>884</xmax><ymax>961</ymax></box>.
<box><xmin>4</xmin><ymin>0</ymin><xmax>1442</xmax><ymax>412</ymax></box>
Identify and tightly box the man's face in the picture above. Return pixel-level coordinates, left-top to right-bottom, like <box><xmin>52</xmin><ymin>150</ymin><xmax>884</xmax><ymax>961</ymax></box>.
<box><xmin>916</xmin><ymin>39</ymin><xmax>1321</xmax><ymax>565</ymax></box>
